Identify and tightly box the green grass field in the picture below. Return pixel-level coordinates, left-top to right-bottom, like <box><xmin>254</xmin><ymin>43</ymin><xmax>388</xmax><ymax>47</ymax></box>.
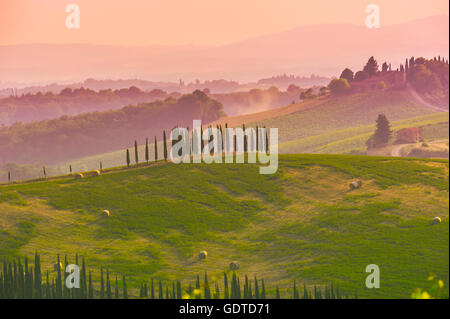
<box><xmin>279</xmin><ymin>113</ymin><xmax>449</xmax><ymax>155</ymax></box>
<box><xmin>0</xmin><ymin>154</ymin><xmax>448</xmax><ymax>298</ymax></box>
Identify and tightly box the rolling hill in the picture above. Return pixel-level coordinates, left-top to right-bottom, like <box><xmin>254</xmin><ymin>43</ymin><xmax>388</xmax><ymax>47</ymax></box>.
<box><xmin>49</xmin><ymin>88</ymin><xmax>445</xmax><ymax>175</ymax></box>
<box><xmin>0</xmin><ymin>154</ymin><xmax>448</xmax><ymax>298</ymax></box>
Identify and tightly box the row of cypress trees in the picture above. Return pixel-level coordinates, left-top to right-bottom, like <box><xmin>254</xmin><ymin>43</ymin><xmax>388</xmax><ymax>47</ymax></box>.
<box><xmin>125</xmin><ymin>123</ymin><xmax>270</xmax><ymax>166</ymax></box>
<box><xmin>1</xmin><ymin>253</ymin><xmax>354</xmax><ymax>299</ymax></box>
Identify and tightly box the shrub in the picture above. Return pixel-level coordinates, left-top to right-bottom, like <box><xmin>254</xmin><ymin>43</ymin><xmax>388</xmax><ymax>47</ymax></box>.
<box><xmin>328</xmin><ymin>78</ymin><xmax>351</xmax><ymax>94</ymax></box>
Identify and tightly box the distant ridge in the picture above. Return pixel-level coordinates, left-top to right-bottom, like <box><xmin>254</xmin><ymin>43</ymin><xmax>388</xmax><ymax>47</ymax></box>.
<box><xmin>0</xmin><ymin>15</ymin><xmax>447</xmax><ymax>83</ymax></box>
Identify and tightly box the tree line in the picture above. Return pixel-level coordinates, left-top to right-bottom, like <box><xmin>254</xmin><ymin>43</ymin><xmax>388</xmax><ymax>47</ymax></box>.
<box><xmin>0</xmin><ymin>253</ymin><xmax>355</xmax><ymax>299</ymax></box>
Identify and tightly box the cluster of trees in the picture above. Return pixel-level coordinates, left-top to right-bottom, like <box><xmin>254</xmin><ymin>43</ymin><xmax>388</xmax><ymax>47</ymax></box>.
<box><xmin>1</xmin><ymin>253</ymin><xmax>354</xmax><ymax>299</ymax></box>
<box><xmin>404</xmin><ymin>56</ymin><xmax>449</xmax><ymax>95</ymax></box>
<box><xmin>0</xmin><ymin>86</ymin><xmax>174</xmax><ymax>126</ymax></box>
<box><xmin>332</xmin><ymin>55</ymin><xmax>449</xmax><ymax>97</ymax></box>
<box><xmin>0</xmin><ymin>90</ymin><xmax>225</xmax><ymax>166</ymax></box>
<box><xmin>257</xmin><ymin>74</ymin><xmax>330</xmax><ymax>88</ymax></box>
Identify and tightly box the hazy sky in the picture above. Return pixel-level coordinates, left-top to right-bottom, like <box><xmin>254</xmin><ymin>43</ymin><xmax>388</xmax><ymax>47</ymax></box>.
<box><xmin>0</xmin><ymin>0</ymin><xmax>448</xmax><ymax>46</ymax></box>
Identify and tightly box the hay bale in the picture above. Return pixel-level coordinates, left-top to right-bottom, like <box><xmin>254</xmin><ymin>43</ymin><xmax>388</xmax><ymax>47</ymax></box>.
<box><xmin>53</xmin><ymin>262</ymin><xmax>63</xmax><ymax>271</ymax></box>
<box><xmin>93</xmin><ymin>170</ymin><xmax>101</xmax><ymax>176</ymax></box>
<box><xmin>349</xmin><ymin>180</ymin><xmax>362</xmax><ymax>190</ymax></box>
<box><xmin>75</xmin><ymin>173</ymin><xmax>84</xmax><ymax>179</ymax></box>
<box><xmin>198</xmin><ymin>251</ymin><xmax>208</xmax><ymax>260</ymax></box>
<box><xmin>433</xmin><ymin>217</ymin><xmax>442</xmax><ymax>224</ymax></box>
<box><xmin>229</xmin><ymin>261</ymin><xmax>240</xmax><ymax>270</ymax></box>
<box><xmin>102</xmin><ymin>210</ymin><xmax>111</xmax><ymax>217</ymax></box>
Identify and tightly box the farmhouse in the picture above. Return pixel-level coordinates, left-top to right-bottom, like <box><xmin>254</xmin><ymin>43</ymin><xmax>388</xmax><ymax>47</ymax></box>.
<box><xmin>395</xmin><ymin>127</ymin><xmax>422</xmax><ymax>144</ymax></box>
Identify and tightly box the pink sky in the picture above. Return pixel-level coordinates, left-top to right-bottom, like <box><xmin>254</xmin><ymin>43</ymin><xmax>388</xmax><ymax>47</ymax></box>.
<box><xmin>0</xmin><ymin>0</ymin><xmax>448</xmax><ymax>46</ymax></box>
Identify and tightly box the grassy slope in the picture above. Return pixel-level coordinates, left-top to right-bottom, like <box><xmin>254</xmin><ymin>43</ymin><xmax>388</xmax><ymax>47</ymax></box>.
<box><xmin>59</xmin><ymin>90</ymin><xmax>437</xmax><ymax>173</ymax></box>
<box><xmin>1</xmin><ymin>154</ymin><xmax>448</xmax><ymax>298</ymax></box>
<box><xmin>279</xmin><ymin>113</ymin><xmax>449</xmax><ymax>154</ymax></box>
<box><xmin>251</xmin><ymin>90</ymin><xmax>435</xmax><ymax>144</ymax></box>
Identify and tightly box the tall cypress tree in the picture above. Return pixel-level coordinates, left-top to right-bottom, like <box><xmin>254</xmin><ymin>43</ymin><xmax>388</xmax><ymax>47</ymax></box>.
<box><xmin>100</xmin><ymin>267</ymin><xmax>105</xmax><ymax>299</ymax></box>
<box><xmin>163</xmin><ymin>131</ymin><xmax>168</xmax><ymax>161</ymax></box>
<box><xmin>159</xmin><ymin>280</ymin><xmax>163</xmax><ymax>299</ymax></box>
<box><xmin>154</xmin><ymin>137</ymin><xmax>158</xmax><ymax>161</ymax></box>
<box><xmin>204</xmin><ymin>272</ymin><xmax>211</xmax><ymax>299</ymax></box>
<box><xmin>88</xmin><ymin>272</ymin><xmax>93</xmax><ymax>299</ymax></box>
<box><xmin>176</xmin><ymin>281</ymin><xmax>182</xmax><ymax>299</ymax></box>
<box><xmin>106</xmin><ymin>269</ymin><xmax>112</xmax><ymax>299</ymax></box>
<box><xmin>115</xmin><ymin>276</ymin><xmax>119</xmax><ymax>299</ymax></box>
<box><xmin>126</xmin><ymin>149</ymin><xmax>130</xmax><ymax>167</ymax></box>
<box><xmin>151</xmin><ymin>279</ymin><xmax>155</xmax><ymax>299</ymax></box>
<box><xmin>145</xmin><ymin>138</ymin><xmax>149</xmax><ymax>163</ymax></box>
<box><xmin>372</xmin><ymin>114</ymin><xmax>392</xmax><ymax>146</ymax></box>
<box><xmin>134</xmin><ymin>140</ymin><xmax>139</xmax><ymax>165</ymax></box>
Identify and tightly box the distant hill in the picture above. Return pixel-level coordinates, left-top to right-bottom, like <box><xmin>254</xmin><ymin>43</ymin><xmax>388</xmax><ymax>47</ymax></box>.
<box><xmin>0</xmin><ymin>90</ymin><xmax>224</xmax><ymax>165</ymax></box>
<box><xmin>0</xmin><ymin>86</ymin><xmax>174</xmax><ymax>126</ymax></box>
<box><xmin>0</xmin><ymin>15</ymin><xmax>447</xmax><ymax>83</ymax></box>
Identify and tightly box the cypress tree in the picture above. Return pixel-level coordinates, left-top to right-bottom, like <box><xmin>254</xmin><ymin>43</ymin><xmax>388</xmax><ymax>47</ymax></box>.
<box><xmin>126</xmin><ymin>149</ymin><xmax>131</xmax><ymax>167</ymax></box>
<box><xmin>100</xmin><ymin>161</ymin><xmax>103</xmax><ymax>172</ymax></box>
<box><xmin>163</xmin><ymin>131</ymin><xmax>168</xmax><ymax>161</ymax></box>
<box><xmin>265</xmin><ymin>127</ymin><xmax>269</xmax><ymax>153</ymax></box>
<box><xmin>276</xmin><ymin>287</ymin><xmax>280</xmax><ymax>299</ymax></box>
<box><xmin>214</xmin><ymin>282</ymin><xmax>220</xmax><ymax>299</ymax></box>
<box><xmin>372</xmin><ymin>114</ymin><xmax>392</xmax><ymax>146</ymax></box>
<box><xmin>159</xmin><ymin>280</ymin><xmax>163</xmax><ymax>299</ymax></box>
<box><xmin>176</xmin><ymin>281</ymin><xmax>182</xmax><ymax>299</ymax></box>
<box><xmin>254</xmin><ymin>276</ymin><xmax>259</xmax><ymax>299</ymax></box>
<box><xmin>100</xmin><ymin>267</ymin><xmax>105</xmax><ymax>299</ymax></box>
<box><xmin>88</xmin><ymin>272</ymin><xmax>93</xmax><ymax>299</ymax></box>
<box><xmin>55</xmin><ymin>255</ymin><xmax>62</xmax><ymax>299</ymax></box>
<box><xmin>145</xmin><ymin>138</ymin><xmax>149</xmax><ymax>163</ymax></box>
<box><xmin>303</xmin><ymin>283</ymin><xmax>308</xmax><ymax>299</ymax></box>
<box><xmin>154</xmin><ymin>137</ymin><xmax>158</xmax><ymax>161</ymax></box>
<box><xmin>34</xmin><ymin>252</ymin><xmax>42</xmax><ymax>298</ymax></box>
<box><xmin>204</xmin><ymin>272</ymin><xmax>211</xmax><ymax>299</ymax></box>
<box><xmin>69</xmin><ymin>165</ymin><xmax>72</xmax><ymax>175</ymax></box>
<box><xmin>151</xmin><ymin>279</ymin><xmax>155</xmax><ymax>299</ymax></box>
<box><xmin>115</xmin><ymin>276</ymin><xmax>119</xmax><ymax>299</ymax></box>
<box><xmin>106</xmin><ymin>269</ymin><xmax>112</xmax><ymax>299</ymax></box>
<box><xmin>195</xmin><ymin>275</ymin><xmax>201</xmax><ymax>299</ymax></box>
<box><xmin>293</xmin><ymin>280</ymin><xmax>299</xmax><ymax>299</ymax></box>
<box><xmin>172</xmin><ymin>281</ymin><xmax>176</xmax><ymax>300</ymax></box>
<box><xmin>134</xmin><ymin>140</ymin><xmax>139</xmax><ymax>165</ymax></box>
<box><xmin>261</xmin><ymin>279</ymin><xmax>266</xmax><ymax>299</ymax></box>
<box><xmin>43</xmin><ymin>167</ymin><xmax>47</xmax><ymax>179</ymax></box>
<box><xmin>8</xmin><ymin>171</ymin><xmax>11</xmax><ymax>183</ymax></box>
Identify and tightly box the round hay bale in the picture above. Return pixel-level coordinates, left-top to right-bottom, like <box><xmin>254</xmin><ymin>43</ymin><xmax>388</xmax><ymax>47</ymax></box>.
<box><xmin>75</xmin><ymin>173</ymin><xmax>84</xmax><ymax>179</ymax></box>
<box><xmin>198</xmin><ymin>250</ymin><xmax>208</xmax><ymax>260</ymax></box>
<box><xmin>433</xmin><ymin>217</ymin><xmax>442</xmax><ymax>224</ymax></box>
<box><xmin>53</xmin><ymin>262</ymin><xmax>63</xmax><ymax>271</ymax></box>
<box><xmin>102</xmin><ymin>210</ymin><xmax>111</xmax><ymax>217</ymax></box>
<box><xmin>93</xmin><ymin>170</ymin><xmax>101</xmax><ymax>176</ymax></box>
<box><xmin>229</xmin><ymin>261</ymin><xmax>240</xmax><ymax>270</ymax></box>
<box><xmin>349</xmin><ymin>180</ymin><xmax>362</xmax><ymax>190</ymax></box>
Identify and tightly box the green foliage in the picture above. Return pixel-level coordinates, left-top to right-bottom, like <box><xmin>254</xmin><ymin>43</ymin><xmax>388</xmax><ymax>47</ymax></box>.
<box><xmin>340</xmin><ymin>68</ymin><xmax>354</xmax><ymax>82</ymax></box>
<box><xmin>363</xmin><ymin>56</ymin><xmax>379</xmax><ymax>77</ymax></box>
<box><xmin>328</xmin><ymin>78</ymin><xmax>351</xmax><ymax>94</ymax></box>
